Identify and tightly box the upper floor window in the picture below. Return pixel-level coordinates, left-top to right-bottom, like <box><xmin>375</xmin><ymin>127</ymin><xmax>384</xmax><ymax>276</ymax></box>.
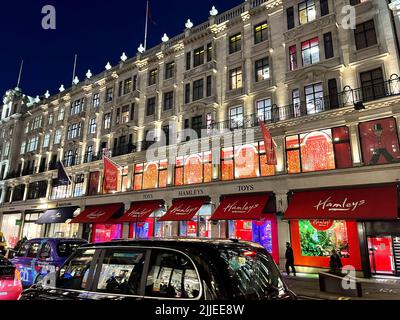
<box><xmin>148</xmin><ymin>69</ymin><xmax>158</xmax><ymax>86</ymax></box>
<box><xmin>146</xmin><ymin>97</ymin><xmax>156</xmax><ymax>116</ymax></box>
<box><xmin>305</xmin><ymin>82</ymin><xmax>324</xmax><ymax>114</ymax></box>
<box><xmin>92</xmin><ymin>93</ymin><xmax>100</xmax><ymax>108</ymax></box>
<box><xmin>206</xmin><ymin>75</ymin><xmax>212</xmax><ymax>97</ymax></box>
<box><xmin>165</xmin><ymin>62</ymin><xmax>175</xmax><ymax>79</ymax></box>
<box><xmin>20</xmin><ymin>141</ymin><xmax>26</xmax><ymax>155</ymax></box>
<box><xmin>193</xmin><ymin>79</ymin><xmax>204</xmax><ymax>101</ymax></box>
<box><xmin>55</xmin><ymin>129</ymin><xmax>62</xmax><ymax>144</ymax></box>
<box><xmin>193</xmin><ymin>46</ymin><xmax>205</xmax><ymax>67</ymax></box>
<box><xmin>123</xmin><ymin>77</ymin><xmax>132</xmax><ymax>95</ymax></box>
<box><xmin>4</xmin><ymin>142</ymin><xmax>10</xmax><ymax>156</ymax></box>
<box><xmin>70</xmin><ymin>99</ymin><xmax>82</xmax><ymax>116</ymax></box>
<box><xmin>186</xmin><ymin>52</ymin><xmax>191</xmax><ymax>71</ymax></box>
<box><xmin>229</xmin><ymin>67</ymin><xmax>243</xmax><ymax>90</ymax></box>
<box><xmin>257</xmin><ymin>98</ymin><xmax>272</xmax><ymax>122</ymax></box>
<box><xmin>302</xmin><ymin>37</ymin><xmax>320</xmax><ymax>67</ymax></box>
<box><xmin>255</xmin><ymin>58</ymin><xmax>270</xmax><ymax>82</ymax></box>
<box><xmin>67</xmin><ymin>123</ymin><xmax>82</xmax><ymax>140</ymax></box>
<box><xmin>287</xmin><ymin>7</ymin><xmax>295</xmax><ymax>30</ymax></box>
<box><xmin>354</xmin><ymin>20</ymin><xmax>377</xmax><ymax>50</ymax></box>
<box><xmin>229</xmin><ymin>34</ymin><xmax>242</xmax><ymax>54</ymax></box>
<box><xmin>254</xmin><ymin>22</ymin><xmax>268</xmax><ymax>44</ymax></box>
<box><xmin>164</xmin><ymin>91</ymin><xmax>174</xmax><ymax>111</ymax></box>
<box><xmin>43</xmin><ymin>133</ymin><xmax>51</xmax><ymax>148</ymax></box>
<box><xmin>48</xmin><ymin>114</ymin><xmax>54</xmax><ymax>125</ymax></box>
<box><xmin>360</xmin><ymin>68</ymin><xmax>385</xmax><ymax>102</ymax></box>
<box><xmin>289</xmin><ymin>45</ymin><xmax>298</xmax><ymax>71</ymax></box>
<box><xmin>27</xmin><ymin>137</ymin><xmax>38</xmax><ymax>152</ymax></box>
<box><xmin>32</xmin><ymin>116</ymin><xmax>42</xmax><ymax>130</ymax></box>
<box><xmin>103</xmin><ymin>113</ymin><xmax>112</xmax><ymax>130</ymax></box>
<box><xmin>121</xmin><ymin>105</ymin><xmax>130</xmax><ymax>124</ymax></box>
<box><xmin>89</xmin><ymin>118</ymin><xmax>97</xmax><ymax>134</ymax></box>
<box><xmin>320</xmin><ymin>0</ymin><xmax>329</xmax><ymax>16</ymax></box>
<box><xmin>324</xmin><ymin>32</ymin><xmax>334</xmax><ymax>59</ymax></box>
<box><xmin>105</xmin><ymin>87</ymin><xmax>113</xmax><ymax>102</ymax></box>
<box><xmin>207</xmin><ymin>43</ymin><xmax>213</xmax><ymax>62</ymax></box>
<box><xmin>58</xmin><ymin>108</ymin><xmax>65</xmax><ymax>121</ymax></box>
<box><xmin>229</xmin><ymin>106</ymin><xmax>244</xmax><ymax>128</ymax></box>
<box><xmin>298</xmin><ymin>0</ymin><xmax>316</xmax><ymax>25</ymax></box>
<box><xmin>185</xmin><ymin>83</ymin><xmax>191</xmax><ymax>104</ymax></box>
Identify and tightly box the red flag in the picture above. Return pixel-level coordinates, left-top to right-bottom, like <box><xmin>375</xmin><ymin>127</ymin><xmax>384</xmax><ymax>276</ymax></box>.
<box><xmin>103</xmin><ymin>156</ymin><xmax>120</xmax><ymax>192</ymax></box>
<box><xmin>259</xmin><ymin>119</ymin><xmax>277</xmax><ymax>165</ymax></box>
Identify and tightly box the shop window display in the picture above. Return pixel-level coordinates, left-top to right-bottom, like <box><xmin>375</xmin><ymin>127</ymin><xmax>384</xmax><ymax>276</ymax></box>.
<box><xmin>92</xmin><ymin>224</ymin><xmax>122</xmax><ymax>243</ymax></box>
<box><xmin>88</xmin><ymin>171</ymin><xmax>100</xmax><ymax>196</ymax></box>
<box><xmin>1</xmin><ymin>213</ymin><xmax>22</xmax><ymax>248</ymax></box>
<box><xmin>359</xmin><ymin>117</ymin><xmax>400</xmax><ymax>165</ymax></box>
<box><xmin>175</xmin><ymin>152</ymin><xmax>212</xmax><ymax>186</ymax></box>
<box><xmin>134</xmin><ymin>160</ymin><xmax>168</xmax><ymax>191</ymax></box>
<box><xmin>48</xmin><ymin>223</ymin><xmax>79</xmax><ymax>238</ymax></box>
<box><xmin>221</xmin><ymin>142</ymin><xmax>275</xmax><ymax>181</ymax></box>
<box><xmin>179</xmin><ymin>204</ymin><xmax>213</xmax><ymax>238</ymax></box>
<box><xmin>286</xmin><ymin>127</ymin><xmax>352</xmax><ymax>174</ymax></box>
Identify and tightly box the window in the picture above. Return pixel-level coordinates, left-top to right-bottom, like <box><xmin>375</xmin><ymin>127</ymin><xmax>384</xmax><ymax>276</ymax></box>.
<box><xmin>121</xmin><ymin>105</ymin><xmax>129</xmax><ymax>123</ymax></box>
<box><xmin>175</xmin><ymin>152</ymin><xmax>212</xmax><ymax>186</ymax></box>
<box><xmin>123</xmin><ymin>78</ymin><xmax>132</xmax><ymax>95</ymax></box>
<box><xmin>106</xmin><ymin>87</ymin><xmax>113</xmax><ymax>102</ymax></box>
<box><xmin>146</xmin><ymin>97</ymin><xmax>156</xmax><ymax>116</ymax></box>
<box><xmin>289</xmin><ymin>45</ymin><xmax>298</xmax><ymax>71</ymax></box>
<box><xmin>85</xmin><ymin>145</ymin><xmax>94</xmax><ymax>163</ymax></box>
<box><xmin>89</xmin><ymin>118</ymin><xmax>97</xmax><ymax>134</ymax></box>
<box><xmin>58</xmin><ymin>108</ymin><xmax>65</xmax><ymax>121</ymax></box>
<box><xmin>229</xmin><ymin>67</ymin><xmax>243</xmax><ymax>90</ymax></box>
<box><xmin>163</xmin><ymin>91</ymin><xmax>174</xmax><ymax>111</ymax></box>
<box><xmin>193</xmin><ymin>79</ymin><xmax>204</xmax><ymax>101</ymax></box>
<box><xmin>255</xmin><ymin>58</ymin><xmax>270</xmax><ymax>82</ymax></box>
<box><xmin>92</xmin><ymin>93</ymin><xmax>100</xmax><ymax>108</ymax></box>
<box><xmin>43</xmin><ymin>133</ymin><xmax>50</xmax><ymax>148</ymax></box>
<box><xmin>302</xmin><ymin>38</ymin><xmax>320</xmax><ymax>66</ymax></box>
<box><xmin>229</xmin><ymin>106</ymin><xmax>244</xmax><ymax>129</ymax></box>
<box><xmin>130</xmin><ymin>104</ymin><xmax>135</xmax><ymax>121</ymax></box>
<box><xmin>324</xmin><ymin>32</ymin><xmax>334</xmax><ymax>59</ymax></box>
<box><xmin>162</xmin><ymin>125</ymin><xmax>170</xmax><ymax>146</ymax></box>
<box><xmin>64</xmin><ymin>150</ymin><xmax>76</xmax><ymax>167</ymax></box>
<box><xmin>48</xmin><ymin>114</ymin><xmax>54</xmax><ymax>125</ymax></box>
<box><xmin>145</xmin><ymin>250</ymin><xmax>201</xmax><ymax>299</ymax></box>
<box><xmin>305</xmin><ymin>83</ymin><xmax>324</xmax><ymax>114</ymax></box>
<box><xmin>103</xmin><ymin>113</ymin><xmax>112</xmax><ymax>130</ymax></box>
<box><xmin>134</xmin><ymin>160</ymin><xmax>168</xmax><ymax>190</ymax></box>
<box><xmin>328</xmin><ymin>78</ymin><xmax>339</xmax><ymax>109</ymax></box>
<box><xmin>165</xmin><ymin>61</ymin><xmax>175</xmax><ymax>79</ymax></box>
<box><xmin>193</xmin><ymin>46</ymin><xmax>205</xmax><ymax>67</ymax></box>
<box><xmin>298</xmin><ymin>0</ymin><xmax>316</xmax><ymax>25</ymax></box>
<box><xmin>229</xmin><ymin>33</ymin><xmax>242</xmax><ymax>54</ymax></box>
<box><xmin>55</xmin><ymin>129</ymin><xmax>62</xmax><ymax>144</ymax></box>
<box><xmin>70</xmin><ymin>99</ymin><xmax>82</xmax><ymax>116</ymax></box>
<box><xmin>3</xmin><ymin>142</ymin><xmax>10</xmax><ymax>157</ymax></box>
<box><xmin>359</xmin><ymin>117</ymin><xmax>400</xmax><ymax>165</ymax></box>
<box><xmin>191</xmin><ymin>115</ymin><xmax>203</xmax><ymax>138</ymax></box>
<box><xmin>116</xmin><ymin>108</ymin><xmax>121</xmax><ymax>125</ymax></box>
<box><xmin>67</xmin><ymin>123</ymin><xmax>82</xmax><ymax>140</ymax></box>
<box><xmin>57</xmin><ymin>249</ymin><xmax>95</xmax><ymax>290</ymax></box>
<box><xmin>186</xmin><ymin>52</ymin><xmax>191</xmax><ymax>70</ymax></box>
<box><xmin>185</xmin><ymin>83</ymin><xmax>191</xmax><ymax>104</ymax></box>
<box><xmin>360</xmin><ymin>68</ymin><xmax>385</xmax><ymax>102</ymax></box>
<box><xmin>206</xmin><ymin>76</ymin><xmax>212</xmax><ymax>97</ymax></box>
<box><xmin>95</xmin><ymin>249</ymin><xmax>145</xmax><ymax>296</ymax></box>
<box><xmin>133</xmin><ymin>75</ymin><xmax>137</xmax><ymax>91</ymax></box>
<box><xmin>33</xmin><ymin>116</ymin><xmax>42</xmax><ymax>129</ymax></box>
<box><xmin>20</xmin><ymin>141</ymin><xmax>26</xmax><ymax>155</ymax></box>
<box><xmin>207</xmin><ymin>43</ymin><xmax>213</xmax><ymax>62</ymax></box>
<box><xmin>27</xmin><ymin>242</ymin><xmax>41</xmax><ymax>258</ymax></box>
<box><xmin>320</xmin><ymin>0</ymin><xmax>329</xmax><ymax>16</ymax></box>
<box><xmin>257</xmin><ymin>99</ymin><xmax>272</xmax><ymax>122</ymax></box>
<box><xmin>355</xmin><ymin>20</ymin><xmax>377</xmax><ymax>50</ymax></box>
<box><xmin>254</xmin><ymin>22</ymin><xmax>268</xmax><ymax>44</ymax></box>
<box><xmin>148</xmin><ymin>69</ymin><xmax>158</xmax><ymax>86</ymax></box>
<box><xmin>27</xmin><ymin>137</ymin><xmax>38</xmax><ymax>152</ymax></box>
<box><xmin>287</xmin><ymin>7</ymin><xmax>295</xmax><ymax>30</ymax></box>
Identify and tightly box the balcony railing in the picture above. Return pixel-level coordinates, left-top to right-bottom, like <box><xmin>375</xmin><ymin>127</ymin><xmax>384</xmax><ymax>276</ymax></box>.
<box><xmin>112</xmin><ymin>144</ymin><xmax>137</xmax><ymax>157</ymax></box>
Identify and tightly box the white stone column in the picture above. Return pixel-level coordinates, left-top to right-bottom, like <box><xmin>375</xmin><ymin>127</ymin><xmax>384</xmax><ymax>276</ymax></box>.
<box><xmin>348</xmin><ymin>124</ymin><xmax>363</xmax><ymax>166</ymax></box>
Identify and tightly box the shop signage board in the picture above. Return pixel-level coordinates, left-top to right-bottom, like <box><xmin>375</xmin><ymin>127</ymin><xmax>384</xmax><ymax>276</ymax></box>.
<box><xmin>285</xmin><ymin>185</ymin><xmax>398</xmax><ymax>220</ymax></box>
<box><xmin>116</xmin><ymin>201</ymin><xmax>163</xmax><ymax>223</ymax></box>
<box><xmin>71</xmin><ymin>203</ymin><xmax>123</xmax><ymax>224</ymax></box>
<box><xmin>159</xmin><ymin>198</ymin><xmax>207</xmax><ymax>221</ymax></box>
<box><xmin>177</xmin><ymin>189</ymin><xmax>206</xmax><ymax>197</ymax></box>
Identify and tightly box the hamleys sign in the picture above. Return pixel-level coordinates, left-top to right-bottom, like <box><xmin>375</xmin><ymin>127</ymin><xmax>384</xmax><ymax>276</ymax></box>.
<box><xmin>314</xmin><ymin>197</ymin><xmax>366</xmax><ymax>213</ymax></box>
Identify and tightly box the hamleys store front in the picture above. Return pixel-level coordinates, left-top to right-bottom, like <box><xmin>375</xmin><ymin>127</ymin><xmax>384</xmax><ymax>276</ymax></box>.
<box><xmin>284</xmin><ymin>184</ymin><xmax>400</xmax><ymax>277</ymax></box>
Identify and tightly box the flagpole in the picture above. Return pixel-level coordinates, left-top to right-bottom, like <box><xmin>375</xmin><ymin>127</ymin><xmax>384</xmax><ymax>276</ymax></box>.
<box><xmin>71</xmin><ymin>54</ymin><xmax>78</xmax><ymax>85</ymax></box>
<box><xmin>144</xmin><ymin>0</ymin><xmax>149</xmax><ymax>51</ymax></box>
<box><xmin>16</xmin><ymin>59</ymin><xmax>24</xmax><ymax>89</ymax></box>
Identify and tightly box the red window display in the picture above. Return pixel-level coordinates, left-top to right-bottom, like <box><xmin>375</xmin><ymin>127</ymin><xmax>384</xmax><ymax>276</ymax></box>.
<box><xmin>134</xmin><ymin>160</ymin><xmax>168</xmax><ymax>191</ymax></box>
<box><xmin>221</xmin><ymin>142</ymin><xmax>275</xmax><ymax>181</ymax></box>
<box><xmin>286</xmin><ymin>127</ymin><xmax>352</xmax><ymax>174</ymax></box>
<box><xmin>174</xmin><ymin>152</ymin><xmax>212</xmax><ymax>186</ymax></box>
<box><xmin>368</xmin><ymin>237</ymin><xmax>396</xmax><ymax>275</ymax></box>
<box><xmin>359</xmin><ymin>117</ymin><xmax>400</xmax><ymax>165</ymax></box>
<box><xmin>290</xmin><ymin>220</ymin><xmax>362</xmax><ymax>270</ymax></box>
<box><xmin>88</xmin><ymin>171</ymin><xmax>100</xmax><ymax>196</ymax></box>
<box><xmin>92</xmin><ymin>223</ymin><xmax>122</xmax><ymax>243</ymax></box>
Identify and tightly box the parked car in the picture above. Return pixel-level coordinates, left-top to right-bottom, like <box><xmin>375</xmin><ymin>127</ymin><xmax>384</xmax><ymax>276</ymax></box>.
<box><xmin>0</xmin><ymin>232</ymin><xmax>6</xmax><ymax>256</ymax></box>
<box><xmin>20</xmin><ymin>239</ymin><xmax>296</xmax><ymax>300</ymax></box>
<box><xmin>0</xmin><ymin>255</ymin><xmax>23</xmax><ymax>300</ymax></box>
<box><xmin>11</xmin><ymin>238</ymin><xmax>87</xmax><ymax>287</ymax></box>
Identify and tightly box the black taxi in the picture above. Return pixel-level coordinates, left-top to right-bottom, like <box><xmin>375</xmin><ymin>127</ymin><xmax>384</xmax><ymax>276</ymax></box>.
<box><xmin>21</xmin><ymin>239</ymin><xmax>296</xmax><ymax>300</ymax></box>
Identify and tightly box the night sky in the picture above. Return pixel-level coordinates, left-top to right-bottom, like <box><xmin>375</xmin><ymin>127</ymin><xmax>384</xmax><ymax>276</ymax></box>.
<box><xmin>0</xmin><ymin>0</ymin><xmax>243</xmax><ymax>98</ymax></box>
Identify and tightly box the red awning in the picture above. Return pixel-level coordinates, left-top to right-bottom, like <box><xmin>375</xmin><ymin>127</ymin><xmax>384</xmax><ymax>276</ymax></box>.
<box><xmin>116</xmin><ymin>201</ymin><xmax>163</xmax><ymax>223</ymax></box>
<box><xmin>284</xmin><ymin>185</ymin><xmax>399</xmax><ymax>220</ymax></box>
<box><xmin>158</xmin><ymin>198</ymin><xmax>207</xmax><ymax>222</ymax></box>
<box><xmin>210</xmin><ymin>194</ymin><xmax>270</xmax><ymax>221</ymax></box>
<box><xmin>71</xmin><ymin>203</ymin><xmax>123</xmax><ymax>224</ymax></box>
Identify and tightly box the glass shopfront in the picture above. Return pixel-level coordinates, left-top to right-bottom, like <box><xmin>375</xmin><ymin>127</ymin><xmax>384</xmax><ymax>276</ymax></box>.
<box><xmin>92</xmin><ymin>224</ymin><xmax>122</xmax><ymax>243</ymax></box>
<box><xmin>1</xmin><ymin>213</ymin><xmax>22</xmax><ymax>249</ymax></box>
<box><xmin>47</xmin><ymin>223</ymin><xmax>79</xmax><ymax>238</ymax></box>
<box><xmin>22</xmin><ymin>213</ymin><xmax>43</xmax><ymax>240</ymax></box>
<box><xmin>129</xmin><ymin>208</ymin><xmax>167</xmax><ymax>239</ymax></box>
<box><xmin>179</xmin><ymin>204</ymin><xmax>213</xmax><ymax>238</ymax></box>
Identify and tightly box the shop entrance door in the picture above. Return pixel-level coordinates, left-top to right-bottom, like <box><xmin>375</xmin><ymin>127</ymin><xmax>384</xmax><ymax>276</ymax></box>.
<box><xmin>368</xmin><ymin>237</ymin><xmax>396</xmax><ymax>275</ymax></box>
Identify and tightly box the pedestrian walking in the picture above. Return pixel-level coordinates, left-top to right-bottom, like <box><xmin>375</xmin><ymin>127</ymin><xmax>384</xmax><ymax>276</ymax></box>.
<box><xmin>329</xmin><ymin>249</ymin><xmax>343</xmax><ymax>275</ymax></box>
<box><xmin>285</xmin><ymin>242</ymin><xmax>296</xmax><ymax>277</ymax></box>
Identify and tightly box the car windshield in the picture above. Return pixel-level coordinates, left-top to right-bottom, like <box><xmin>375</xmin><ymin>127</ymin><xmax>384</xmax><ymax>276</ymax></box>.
<box><xmin>57</xmin><ymin>241</ymin><xmax>86</xmax><ymax>258</ymax></box>
<box><xmin>219</xmin><ymin>247</ymin><xmax>286</xmax><ymax>300</ymax></box>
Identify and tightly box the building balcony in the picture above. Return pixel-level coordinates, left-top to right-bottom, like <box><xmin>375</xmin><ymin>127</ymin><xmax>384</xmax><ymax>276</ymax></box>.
<box><xmin>112</xmin><ymin>144</ymin><xmax>137</xmax><ymax>157</ymax></box>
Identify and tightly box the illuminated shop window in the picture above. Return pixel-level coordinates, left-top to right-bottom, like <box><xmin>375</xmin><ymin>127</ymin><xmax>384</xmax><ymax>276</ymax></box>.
<box><xmin>1</xmin><ymin>213</ymin><xmax>22</xmax><ymax>248</ymax></box>
<box><xmin>359</xmin><ymin>117</ymin><xmax>400</xmax><ymax>165</ymax></box>
<box><xmin>88</xmin><ymin>171</ymin><xmax>100</xmax><ymax>196</ymax></box>
<box><xmin>134</xmin><ymin>160</ymin><xmax>168</xmax><ymax>191</ymax></box>
<box><xmin>51</xmin><ymin>178</ymin><xmax>73</xmax><ymax>200</ymax></box>
<box><xmin>299</xmin><ymin>220</ymin><xmax>350</xmax><ymax>258</ymax></box>
<box><xmin>221</xmin><ymin>142</ymin><xmax>275</xmax><ymax>181</ymax></box>
<box><xmin>286</xmin><ymin>127</ymin><xmax>352</xmax><ymax>174</ymax></box>
<box><xmin>73</xmin><ymin>174</ymin><xmax>85</xmax><ymax>197</ymax></box>
<box><xmin>174</xmin><ymin>152</ymin><xmax>212</xmax><ymax>186</ymax></box>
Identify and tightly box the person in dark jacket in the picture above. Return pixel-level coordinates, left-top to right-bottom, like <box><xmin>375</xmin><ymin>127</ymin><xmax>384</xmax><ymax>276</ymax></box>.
<box><xmin>329</xmin><ymin>250</ymin><xmax>343</xmax><ymax>274</ymax></box>
<box><xmin>285</xmin><ymin>242</ymin><xmax>296</xmax><ymax>277</ymax></box>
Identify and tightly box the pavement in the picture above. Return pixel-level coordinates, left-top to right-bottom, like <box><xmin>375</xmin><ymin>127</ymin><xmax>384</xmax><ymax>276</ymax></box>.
<box><xmin>282</xmin><ymin>273</ymin><xmax>400</xmax><ymax>300</ymax></box>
